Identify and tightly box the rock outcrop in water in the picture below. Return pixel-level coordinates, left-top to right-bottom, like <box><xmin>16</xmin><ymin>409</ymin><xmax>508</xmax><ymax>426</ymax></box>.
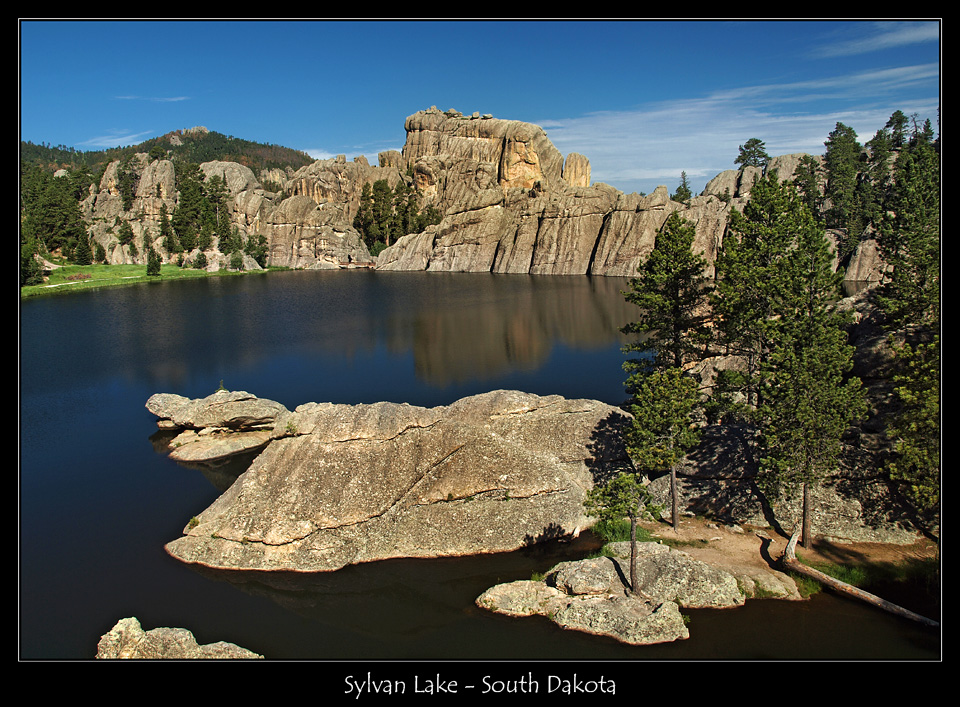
<box><xmin>476</xmin><ymin>540</ymin><xmax>747</xmax><ymax>645</ymax></box>
<box><xmin>96</xmin><ymin>617</ymin><xmax>262</xmax><ymax>659</ymax></box>
<box><xmin>153</xmin><ymin>389</ymin><xmax>633</xmax><ymax>572</ymax></box>
<box><xmin>147</xmin><ymin>390</ymin><xmax>287</xmax><ymax>464</ymax></box>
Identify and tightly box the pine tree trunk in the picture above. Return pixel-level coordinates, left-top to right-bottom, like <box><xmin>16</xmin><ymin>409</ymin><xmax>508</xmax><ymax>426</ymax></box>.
<box><xmin>670</xmin><ymin>466</ymin><xmax>680</xmax><ymax>531</ymax></box>
<box><xmin>781</xmin><ymin>524</ymin><xmax>938</xmax><ymax>627</ymax></box>
<box><xmin>802</xmin><ymin>482</ymin><xmax>812</xmax><ymax>549</ymax></box>
<box><xmin>629</xmin><ymin>514</ymin><xmax>638</xmax><ymax>596</ymax></box>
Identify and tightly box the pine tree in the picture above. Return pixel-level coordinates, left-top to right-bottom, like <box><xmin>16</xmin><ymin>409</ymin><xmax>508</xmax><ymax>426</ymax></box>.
<box><xmin>885</xmin><ymin>110</ymin><xmax>910</xmax><ymax>148</ymax></box>
<box><xmin>623</xmin><ymin>368</ymin><xmax>701</xmax><ymax>531</ymax></box>
<box><xmin>671</xmin><ymin>171</ymin><xmax>692</xmax><ymax>203</ymax></box>
<box><xmin>20</xmin><ymin>167</ymin><xmax>88</xmax><ymax>253</ymax></box>
<box><xmin>734</xmin><ymin>138</ymin><xmax>770</xmax><ymax>169</ymax></box>
<box><xmin>884</xmin><ymin>337</ymin><xmax>940</xmax><ymax>514</ymax></box>
<box><xmin>117</xmin><ymin>157</ymin><xmax>139</xmax><ymax>211</ymax></box>
<box><xmin>20</xmin><ymin>236</ymin><xmax>44</xmax><ymax>286</ymax></box>
<box><xmin>872</xmin><ymin>117</ymin><xmax>940</xmax><ymax>519</ymax></box>
<box><xmin>620</xmin><ymin>209</ymin><xmax>711</xmax><ymax>529</ymax></box>
<box><xmin>244</xmin><ymin>233</ymin><xmax>268</xmax><ymax>267</ymax></box>
<box><xmin>874</xmin><ymin>132</ymin><xmax>940</xmax><ymax>331</ymax></box>
<box><xmin>159</xmin><ymin>203</ymin><xmax>180</xmax><ymax>253</ymax></box>
<box><xmin>117</xmin><ymin>220</ymin><xmax>135</xmax><ymax>247</ymax></box>
<box><xmin>622</xmin><ymin>210</ymin><xmax>711</xmax><ymax>378</ymax></box>
<box><xmin>823</xmin><ymin>122</ymin><xmax>864</xmax><ymax>257</ymax></box>
<box><xmin>171</xmin><ymin>162</ymin><xmax>205</xmax><ymax>251</ymax></box>
<box><xmin>711</xmin><ymin>173</ymin><xmax>799</xmax><ymax>415</ymax></box>
<box><xmin>584</xmin><ymin>471</ymin><xmax>658</xmax><ymax>595</ymax></box>
<box><xmin>146</xmin><ymin>246</ymin><xmax>162</xmax><ymax>276</ymax></box>
<box><xmin>792</xmin><ymin>154</ymin><xmax>824</xmax><ymax>218</ymax></box>
<box><xmin>370</xmin><ymin>179</ymin><xmax>395</xmax><ymax>246</ymax></box>
<box><xmin>73</xmin><ymin>230</ymin><xmax>93</xmax><ymax>265</ymax></box>
<box><xmin>755</xmin><ymin>202</ymin><xmax>866</xmax><ymax>547</ymax></box>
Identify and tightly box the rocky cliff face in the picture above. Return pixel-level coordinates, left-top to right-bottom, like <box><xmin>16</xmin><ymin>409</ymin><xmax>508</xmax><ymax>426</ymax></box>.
<box><xmin>378</xmin><ymin>109</ymin><xmax>877</xmax><ymax>281</ymax></box>
<box><xmin>83</xmin><ymin>152</ymin><xmax>376</xmax><ymax>271</ymax></box>
<box><xmin>79</xmin><ymin>108</ymin><xmax>880</xmax><ymax>283</ymax></box>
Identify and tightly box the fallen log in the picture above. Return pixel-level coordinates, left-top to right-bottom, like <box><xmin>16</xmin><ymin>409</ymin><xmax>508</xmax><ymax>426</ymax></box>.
<box><xmin>780</xmin><ymin>524</ymin><xmax>939</xmax><ymax>629</ymax></box>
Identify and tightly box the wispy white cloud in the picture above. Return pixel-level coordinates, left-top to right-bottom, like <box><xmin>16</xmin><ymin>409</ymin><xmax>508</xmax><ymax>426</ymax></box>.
<box><xmin>810</xmin><ymin>21</ymin><xmax>940</xmax><ymax>58</ymax></box>
<box><xmin>77</xmin><ymin>129</ymin><xmax>156</xmax><ymax>149</ymax></box>
<box><xmin>305</xmin><ymin>148</ymin><xmax>338</xmax><ymax>160</ymax></box>
<box><xmin>540</xmin><ymin>63</ymin><xmax>939</xmax><ymax>195</ymax></box>
<box><xmin>307</xmin><ymin>142</ymin><xmax>405</xmax><ymax>164</ymax></box>
<box><xmin>114</xmin><ymin>95</ymin><xmax>190</xmax><ymax>102</ymax></box>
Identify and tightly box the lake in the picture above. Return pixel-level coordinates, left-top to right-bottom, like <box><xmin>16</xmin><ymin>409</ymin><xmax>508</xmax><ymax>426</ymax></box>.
<box><xmin>19</xmin><ymin>270</ymin><xmax>939</xmax><ymax>666</ymax></box>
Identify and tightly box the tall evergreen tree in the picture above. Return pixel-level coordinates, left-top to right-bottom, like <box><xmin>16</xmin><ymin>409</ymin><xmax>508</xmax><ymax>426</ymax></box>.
<box><xmin>117</xmin><ymin>156</ymin><xmax>139</xmax><ymax>211</ymax></box>
<box><xmin>20</xmin><ymin>167</ymin><xmax>88</xmax><ymax>254</ymax></box>
<box><xmin>117</xmin><ymin>220</ymin><xmax>135</xmax><ymax>248</ymax></box>
<box><xmin>885</xmin><ymin>110</ymin><xmax>910</xmax><ymax>148</ymax></box>
<box><xmin>792</xmin><ymin>154</ymin><xmax>824</xmax><ymax>218</ymax></box>
<box><xmin>623</xmin><ymin>367</ymin><xmax>701</xmax><ymax>531</ymax></box>
<box><xmin>146</xmin><ymin>245</ymin><xmax>162</xmax><ymax>276</ymax></box>
<box><xmin>20</xmin><ymin>236</ymin><xmax>44</xmax><ymax>286</ymax></box>
<box><xmin>862</xmin><ymin>127</ymin><xmax>894</xmax><ymax>229</ymax></box>
<box><xmin>205</xmin><ymin>173</ymin><xmax>231</xmax><ymax>241</ymax></box>
<box><xmin>755</xmin><ymin>198</ymin><xmax>866</xmax><ymax>547</ymax></box>
<box><xmin>620</xmin><ymin>210</ymin><xmax>711</xmax><ymax>529</ymax></box>
<box><xmin>159</xmin><ymin>203</ymin><xmax>180</xmax><ymax>253</ymax></box>
<box><xmin>874</xmin><ymin>133</ymin><xmax>940</xmax><ymax>331</ymax></box>
<box><xmin>171</xmin><ymin>162</ymin><xmax>206</xmax><ymax>251</ymax></box>
<box><xmin>822</xmin><ymin>122</ymin><xmax>864</xmax><ymax>258</ymax></box>
<box><xmin>73</xmin><ymin>230</ymin><xmax>93</xmax><ymax>265</ymax></box>
<box><xmin>884</xmin><ymin>337</ymin><xmax>940</xmax><ymax>515</ymax></box>
<box><xmin>671</xmin><ymin>171</ymin><xmax>692</xmax><ymax>203</ymax></box>
<box><xmin>711</xmin><ymin>173</ymin><xmax>799</xmax><ymax>416</ymax></box>
<box><xmin>370</xmin><ymin>179</ymin><xmax>395</xmax><ymax>245</ymax></box>
<box><xmin>622</xmin><ymin>210</ymin><xmax>711</xmax><ymax>378</ymax></box>
<box><xmin>872</xmin><ymin>117</ymin><xmax>940</xmax><ymax>521</ymax></box>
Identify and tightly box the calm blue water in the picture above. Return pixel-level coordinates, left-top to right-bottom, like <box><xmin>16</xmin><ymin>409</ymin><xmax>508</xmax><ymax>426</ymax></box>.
<box><xmin>19</xmin><ymin>270</ymin><xmax>939</xmax><ymax>664</ymax></box>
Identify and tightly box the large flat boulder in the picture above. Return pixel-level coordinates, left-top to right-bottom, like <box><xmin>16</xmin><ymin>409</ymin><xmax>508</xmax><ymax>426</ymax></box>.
<box><xmin>163</xmin><ymin>390</ymin><xmax>632</xmax><ymax>572</ymax></box>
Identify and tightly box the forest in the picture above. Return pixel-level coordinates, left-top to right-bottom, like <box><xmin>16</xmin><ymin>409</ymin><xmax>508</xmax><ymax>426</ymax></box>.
<box><xmin>589</xmin><ymin>109</ymin><xmax>939</xmax><ymax>563</ymax></box>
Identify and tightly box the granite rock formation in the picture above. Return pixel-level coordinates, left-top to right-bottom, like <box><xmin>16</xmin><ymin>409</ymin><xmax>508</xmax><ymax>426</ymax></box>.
<box><xmin>476</xmin><ymin>540</ymin><xmax>747</xmax><ymax>645</ymax></box>
<box><xmin>154</xmin><ymin>390</ymin><xmax>633</xmax><ymax>572</ymax></box>
<box><xmin>77</xmin><ymin>107</ymin><xmax>877</xmax><ymax>285</ymax></box>
<box><xmin>96</xmin><ymin>617</ymin><xmax>262</xmax><ymax>659</ymax></box>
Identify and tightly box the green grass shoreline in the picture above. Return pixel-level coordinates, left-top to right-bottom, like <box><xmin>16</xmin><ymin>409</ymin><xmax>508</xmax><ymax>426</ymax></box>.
<box><xmin>20</xmin><ymin>263</ymin><xmax>288</xmax><ymax>299</ymax></box>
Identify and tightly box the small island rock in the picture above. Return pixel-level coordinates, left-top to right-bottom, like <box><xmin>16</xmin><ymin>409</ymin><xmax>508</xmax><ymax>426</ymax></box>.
<box><xmin>96</xmin><ymin>617</ymin><xmax>262</xmax><ymax>659</ymax></box>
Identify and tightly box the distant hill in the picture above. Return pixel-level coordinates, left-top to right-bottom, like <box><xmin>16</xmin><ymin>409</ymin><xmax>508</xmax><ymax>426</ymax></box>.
<box><xmin>19</xmin><ymin>127</ymin><xmax>316</xmax><ymax>175</ymax></box>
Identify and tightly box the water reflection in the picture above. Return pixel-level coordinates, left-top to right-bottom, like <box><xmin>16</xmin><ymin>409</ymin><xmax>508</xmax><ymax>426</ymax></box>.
<box><xmin>184</xmin><ymin>534</ymin><xmax>605</xmax><ymax>645</ymax></box>
<box><xmin>24</xmin><ymin>270</ymin><xmax>636</xmax><ymax>403</ymax></box>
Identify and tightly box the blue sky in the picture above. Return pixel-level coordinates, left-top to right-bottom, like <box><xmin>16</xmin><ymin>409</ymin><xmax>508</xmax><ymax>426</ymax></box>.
<box><xmin>19</xmin><ymin>19</ymin><xmax>940</xmax><ymax>196</ymax></box>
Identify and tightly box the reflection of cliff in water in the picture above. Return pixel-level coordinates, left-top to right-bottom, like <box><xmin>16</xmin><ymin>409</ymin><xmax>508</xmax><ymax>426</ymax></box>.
<box><xmin>394</xmin><ymin>275</ymin><xmax>636</xmax><ymax>386</ymax></box>
<box><xmin>79</xmin><ymin>270</ymin><xmax>636</xmax><ymax>393</ymax></box>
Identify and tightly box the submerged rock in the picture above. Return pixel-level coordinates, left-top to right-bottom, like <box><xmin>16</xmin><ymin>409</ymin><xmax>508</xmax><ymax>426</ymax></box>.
<box><xmin>159</xmin><ymin>390</ymin><xmax>633</xmax><ymax>573</ymax></box>
<box><xmin>96</xmin><ymin>617</ymin><xmax>262</xmax><ymax>659</ymax></box>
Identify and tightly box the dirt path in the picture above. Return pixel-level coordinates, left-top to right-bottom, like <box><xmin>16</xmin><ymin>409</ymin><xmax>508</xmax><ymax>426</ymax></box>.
<box><xmin>642</xmin><ymin>515</ymin><xmax>938</xmax><ymax>587</ymax></box>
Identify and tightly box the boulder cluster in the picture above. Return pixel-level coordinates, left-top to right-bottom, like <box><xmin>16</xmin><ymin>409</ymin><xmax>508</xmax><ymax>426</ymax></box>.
<box><xmin>477</xmin><ymin>541</ymin><xmax>751</xmax><ymax>645</ymax></box>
